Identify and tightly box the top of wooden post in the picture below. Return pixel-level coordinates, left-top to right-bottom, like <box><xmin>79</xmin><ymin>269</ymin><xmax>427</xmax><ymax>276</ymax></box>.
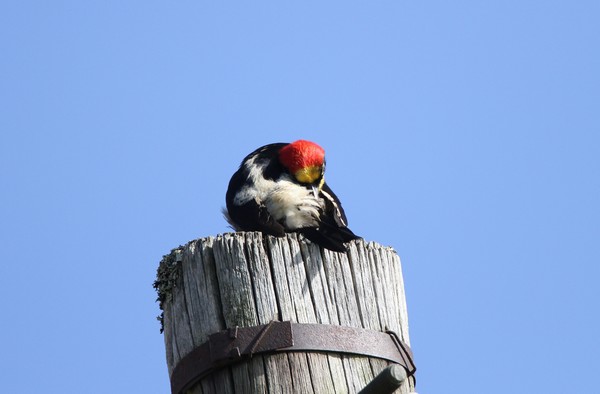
<box><xmin>155</xmin><ymin>232</ymin><xmax>415</xmax><ymax>394</ymax></box>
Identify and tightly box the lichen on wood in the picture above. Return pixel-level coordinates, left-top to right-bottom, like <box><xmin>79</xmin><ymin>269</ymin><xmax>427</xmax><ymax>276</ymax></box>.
<box><xmin>153</xmin><ymin>246</ymin><xmax>184</xmax><ymax>333</ymax></box>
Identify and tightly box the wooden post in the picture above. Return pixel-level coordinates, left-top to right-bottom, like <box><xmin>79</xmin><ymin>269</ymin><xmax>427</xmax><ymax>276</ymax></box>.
<box><xmin>155</xmin><ymin>232</ymin><xmax>416</xmax><ymax>394</ymax></box>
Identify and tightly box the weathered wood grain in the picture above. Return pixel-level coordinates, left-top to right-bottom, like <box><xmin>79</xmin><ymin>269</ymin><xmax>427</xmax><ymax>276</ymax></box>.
<box><xmin>158</xmin><ymin>232</ymin><xmax>415</xmax><ymax>393</ymax></box>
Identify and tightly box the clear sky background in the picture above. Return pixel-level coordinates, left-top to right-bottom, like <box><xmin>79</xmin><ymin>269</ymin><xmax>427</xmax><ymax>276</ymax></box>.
<box><xmin>1</xmin><ymin>2</ymin><xmax>598</xmax><ymax>393</ymax></box>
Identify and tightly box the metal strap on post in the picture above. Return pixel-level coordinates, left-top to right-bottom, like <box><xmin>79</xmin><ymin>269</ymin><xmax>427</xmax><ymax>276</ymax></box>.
<box><xmin>170</xmin><ymin>321</ymin><xmax>416</xmax><ymax>394</ymax></box>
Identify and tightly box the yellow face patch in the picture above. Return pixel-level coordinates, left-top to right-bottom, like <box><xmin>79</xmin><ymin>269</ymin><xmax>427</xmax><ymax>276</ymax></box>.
<box><xmin>294</xmin><ymin>166</ymin><xmax>323</xmax><ymax>184</ymax></box>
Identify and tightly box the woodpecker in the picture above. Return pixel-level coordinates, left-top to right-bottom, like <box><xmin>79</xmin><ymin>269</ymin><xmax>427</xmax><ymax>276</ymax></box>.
<box><xmin>225</xmin><ymin>140</ymin><xmax>360</xmax><ymax>252</ymax></box>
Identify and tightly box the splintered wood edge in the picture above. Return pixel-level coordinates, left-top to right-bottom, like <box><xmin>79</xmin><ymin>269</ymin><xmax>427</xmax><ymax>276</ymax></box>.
<box><xmin>153</xmin><ymin>233</ymin><xmax>401</xmax><ymax>332</ymax></box>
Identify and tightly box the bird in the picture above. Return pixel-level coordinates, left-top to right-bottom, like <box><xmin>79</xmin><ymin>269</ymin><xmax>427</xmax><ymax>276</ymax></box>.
<box><xmin>224</xmin><ymin>139</ymin><xmax>360</xmax><ymax>252</ymax></box>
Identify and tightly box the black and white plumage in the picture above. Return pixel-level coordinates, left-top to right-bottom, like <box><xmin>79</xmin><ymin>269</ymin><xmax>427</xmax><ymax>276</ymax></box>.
<box><xmin>225</xmin><ymin>140</ymin><xmax>360</xmax><ymax>252</ymax></box>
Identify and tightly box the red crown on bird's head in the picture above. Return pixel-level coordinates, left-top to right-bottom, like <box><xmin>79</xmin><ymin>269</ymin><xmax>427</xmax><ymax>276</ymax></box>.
<box><xmin>278</xmin><ymin>140</ymin><xmax>325</xmax><ymax>175</ymax></box>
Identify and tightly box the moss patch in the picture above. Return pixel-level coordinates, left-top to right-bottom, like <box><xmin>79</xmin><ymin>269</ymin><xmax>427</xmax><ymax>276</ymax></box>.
<box><xmin>153</xmin><ymin>247</ymin><xmax>183</xmax><ymax>333</ymax></box>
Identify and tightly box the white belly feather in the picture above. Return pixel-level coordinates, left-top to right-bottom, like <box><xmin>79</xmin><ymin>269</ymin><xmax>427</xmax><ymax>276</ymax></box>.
<box><xmin>265</xmin><ymin>180</ymin><xmax>322</xmax><ymax>229</ymax></box>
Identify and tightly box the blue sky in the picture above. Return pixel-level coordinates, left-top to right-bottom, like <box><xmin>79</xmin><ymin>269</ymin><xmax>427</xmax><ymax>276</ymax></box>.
<box><xmin>1</xmin><ymin>1</ymin><xmax>599</xmax><ymax>393</ymax></box>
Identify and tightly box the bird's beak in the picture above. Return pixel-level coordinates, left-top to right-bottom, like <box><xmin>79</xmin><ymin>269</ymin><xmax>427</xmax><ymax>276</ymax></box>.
<box><xmin>311</xmin><ymin>184</ymin><xmax>319</xmax><ymax>198</ymax></box>
<box><xmin>312</xmin><ymin>176</ymin><xmax>325</xmax><ymax>198</ymax></box>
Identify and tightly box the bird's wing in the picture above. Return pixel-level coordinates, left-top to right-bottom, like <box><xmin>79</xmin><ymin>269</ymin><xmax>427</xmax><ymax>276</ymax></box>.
<box><xmin>295</xmin><ymin>181</ymin><xmax>360</xmax><ymax>252</ymax></box>
<box><xmin>227</xmin><ymin>197</ymin><xmax>286</xmax><ymax>237</ymax></box>
<box><xmin>320</xmin><ymin>182</ymin><xmax>349</xmax><ymax>227</ymax></box>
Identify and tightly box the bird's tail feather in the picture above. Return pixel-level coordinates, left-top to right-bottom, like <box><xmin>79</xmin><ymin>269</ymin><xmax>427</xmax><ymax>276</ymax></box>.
<box><xmin>300</xmin><ymin>223</ymin><xmax>360</xmax><ymax>253</ymax></box>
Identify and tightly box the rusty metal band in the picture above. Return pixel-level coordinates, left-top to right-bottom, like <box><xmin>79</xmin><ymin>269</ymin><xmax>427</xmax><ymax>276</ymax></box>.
<box><xmin>170</xmin><ymin>321</ymin><xmax>416</xmax><ymax>394</ymax></box>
